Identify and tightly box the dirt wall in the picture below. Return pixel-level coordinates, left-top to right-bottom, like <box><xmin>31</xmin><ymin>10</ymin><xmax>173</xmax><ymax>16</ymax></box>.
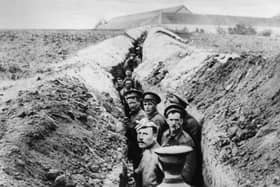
<box><xmin>135</xmin><ymin>27</ymin><xmax>280</xmax><ymax>187</ymax></box>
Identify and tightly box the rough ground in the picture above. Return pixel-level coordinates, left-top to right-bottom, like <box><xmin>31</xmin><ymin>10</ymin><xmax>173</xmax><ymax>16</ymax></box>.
<box><xmin>0</xmin><ymin>30</ymin><xmax>131</xmax><ymax>187</ymax></box>
<box><xmin>134</xmin><ymin>27</ymin><xmax>280</xmax><ymax>187</ymax></box>
<box><xmin>0</xmin><ymin>30</ymin><xmax>122</xmax><ymax>80</ymax></box>
<box><xmin>1</xmin><ymin>27</ymin><xmax>280</xmax><ymax>187</ymax></box>
<box><xmin>187</xmin><ymin>33</ymin><xmax>280</xmax><ymax>58</ymax></box>
<box><xmin>0</xmin><ymin>77</ymin><xmax>125</xmax><ymax>186</ymax></box>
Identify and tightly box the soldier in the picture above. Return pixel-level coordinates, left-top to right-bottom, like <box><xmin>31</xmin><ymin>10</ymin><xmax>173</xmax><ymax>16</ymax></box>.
<box><xmin>142</xmin><ymin>91</ymin><xmax>168</xmax><ymax>144</ymax></box>
<box><xmin>120</xmin><ymin>78</ymin><xmax>134</xmax><ymax>116</ymax></box>
<box><xmin>165</xmin><ymin>92</ymin><xmax>204</xmax><ymax>186</ymax></box>
<box><xmin>114</xmin><ymin>76</ymin><xmax>124</xmax><ymax>93</ymax></box>
<box><xmin>135</xmin><ymin>119</ymin><xmax>164</xmax><ymax>187</ymax></box>
<box><xmin>123</xmin><ymin>89</ymin><xmax>146</xmax><ymax>170</ymax></box>
<box><xmin>164</xmin><ymin>92</ymin><xmax>201</xmax><ymax>148</ymax></box>
<box><xmin>154</xmin><ymin>145</ymin><xmax>193</xmax><ymax>187</ymax></box>
<box><xmin>161</xmin><ymin>104</ymin><xmax>197</xmax><ymax>185</ymax></box>
<box><xmin>120</xmin><ymin>78</ymin><xmax>133</xmax><ymax>100</ymax></box>
<box><xmin>124</xmin><ymin>68</ymin><xmax>143</xmax><ymax>91</ymax></box>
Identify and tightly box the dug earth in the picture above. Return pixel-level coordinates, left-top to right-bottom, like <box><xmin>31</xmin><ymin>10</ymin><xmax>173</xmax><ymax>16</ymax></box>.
<box><xmin>0</xmin><ymin>27</ymin><xmax>280</xmax><ymax>187</ymax></box>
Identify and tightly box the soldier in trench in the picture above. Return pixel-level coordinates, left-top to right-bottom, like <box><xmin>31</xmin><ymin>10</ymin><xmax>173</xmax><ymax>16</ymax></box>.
<box><xmin>135</xmin><ymin>119</ymin><xmax>164</xmax><ymax>187</ymax></box>
<box><xmin>120</xmin><ymin>78</ymin><xmax>134</xmax><ymax>117</ymax></box>
<box><xmin>123</xmin><ymin>89</ymin><xmax>146</xmax><ymax>186</ymax></box>
<box><xmin>164</xmin><ymin>92</ymin><xmax>204</xmax><ymax>186</ymax></box>
<box><xmin>164</xmin><ymin>92</ymin><xmax>201</xmax><ymax>149</ymax></box>
<box><xmin>142</xmin><ymin>91</ymin><xmax>169</xmax><ymax>144</ymax></box>
<box><xmin>161</xmin><ymin>104</ymin><xmax>197</xmax><ymax>185</ymax></box>
<box><xmin>124</xmin><ymin>68</ymin><xmax>143</xmax><ymax>91</ymax></box>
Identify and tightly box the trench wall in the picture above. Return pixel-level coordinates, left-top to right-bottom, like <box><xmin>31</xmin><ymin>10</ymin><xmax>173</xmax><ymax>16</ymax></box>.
<box><xmin>134</xmin><ymin>27</ymin><xmax>280</xmax><ymax>186</ymax></box>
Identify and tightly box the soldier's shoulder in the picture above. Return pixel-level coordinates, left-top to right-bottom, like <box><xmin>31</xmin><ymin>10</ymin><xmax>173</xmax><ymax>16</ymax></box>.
<box><xmin>181</xmin><ymin>130</ymin><xmax>196</xmax><ymax>147</ymax></box>
<box><xmin>137</xmin><ymin>109</ymin><xmax>147</xmax><ymax>119</ymax></box>
<box><xmin>152</xmin><ymin>113</ymin><xmax>166</xmax><ymax>122</ymax></box>
<box><xmin>162</xmin><ymin>129</ymin><xmax>170</xmax><ymax>138</ymax></box>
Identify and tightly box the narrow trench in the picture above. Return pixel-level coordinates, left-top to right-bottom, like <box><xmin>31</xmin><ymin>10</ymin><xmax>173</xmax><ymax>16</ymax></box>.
<box><xmin>109</xmin><ymin>31</ymin><xmax>205</xmax><ymax>187</ymax></box>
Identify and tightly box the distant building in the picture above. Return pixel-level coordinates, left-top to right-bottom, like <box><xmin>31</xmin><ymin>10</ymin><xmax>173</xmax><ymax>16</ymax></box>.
<box><xmin>97</xmin><ymin>5</ymin><xmax>280</xmax><ymax>34</ymax></box>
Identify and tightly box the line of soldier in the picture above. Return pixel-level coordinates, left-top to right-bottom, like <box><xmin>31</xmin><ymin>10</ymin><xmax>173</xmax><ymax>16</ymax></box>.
<box><xmin>114</xmin><ymin>68</ymin><xmax>203</xmax><ymax>186</ymax></box>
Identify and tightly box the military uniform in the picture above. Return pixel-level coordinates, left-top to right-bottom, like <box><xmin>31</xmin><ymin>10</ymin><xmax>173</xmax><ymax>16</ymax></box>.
<box><xmin>126</xmin><ymin>108</ymin><xmax>146</xmax><ymax>169</ymax></box>
<box><xmin>135</xmin><ymin>142</ymin><xmax>163</xmax><ymax>187</ymax></box>
<box><xmin>154</xmin><ymin>145</ymin><xmax>193</xmax><ymax>187</ymax></box>
<box><xmin>165</xmin><ymin>92</ymin><xmax>201</xmax><ymax>148</ymax></box>
<box><xmin>165</xmin><ymin>93</ymin><xmax>203</xmax><ymax>186</ymax></box>
<box><xmin>147</xmin><ymin>110</ymin><xmax>168</xmax><ymax>144</ymax></box>
<box><xmin>143</xmin><ymin>91</ymin><xmax>169</xmax><ymax>144</ymax></box>
<box><xmin>161</xmin><ymin>129</ymin><xmax>197</xmax><ymax>185</ymax></box>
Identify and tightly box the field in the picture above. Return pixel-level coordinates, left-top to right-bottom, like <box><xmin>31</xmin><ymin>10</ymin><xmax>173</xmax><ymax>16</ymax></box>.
<box><xmin>0</xmin><ymin>29</ymin><xmax>123</xmax><ymax>80</ymax></box>
<box><xmin>181</xmin><ymin>32</ymin><xmax>280</xmax><ymax>58</ymax></box>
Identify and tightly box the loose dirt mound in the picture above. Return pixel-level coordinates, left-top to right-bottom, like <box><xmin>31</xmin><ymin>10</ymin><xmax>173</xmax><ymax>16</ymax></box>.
<box><xmin>181</xmin><ymin>53</ymin><xmax>280</xmax><ymax>186</ymax></box>
<box><xmin>0</xmin><ymin>76</ymin><xmax>126</xmax><ymax>187</ymax></box>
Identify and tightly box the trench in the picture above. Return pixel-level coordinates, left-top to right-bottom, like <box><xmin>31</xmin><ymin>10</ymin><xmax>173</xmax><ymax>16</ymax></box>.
<box><xmin>107</xmin><ymin>30</ymin><xmax>206</xmax><ymax>187</ymax></box>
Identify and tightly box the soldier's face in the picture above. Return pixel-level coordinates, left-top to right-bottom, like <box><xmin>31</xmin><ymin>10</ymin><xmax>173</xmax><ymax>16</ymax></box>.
<box><xmin>125</xmin><ymin>94</ymin><xmax>140</xmax><ymax>110</ymax></box>
<box><xmin>137</xmin><ymin>127</ymin><xmax>156</xmax><ymax>149</ymax></box>
<box><xmin>125</xmin><ymin>70</ymin><xmax>132</xmax><ymax>77</ymax></box>
<box><xmin>143</xmin><ymin>100</ymin><xmax>156</xmax><ymax>115</ymax></box>
<box><xmin>124</xmin><ymin>81</ymin><xmax>133</xmax><ymax>89</ymax></box>
<box><xmin>167</xmin><ymin>112</ymin><xmax>183</xmax><ymax>136</ymax></box>
<box><xmin>117</xmin><ymin>78</ymin><xmax>123</xmax><ymax>85</ymax></box>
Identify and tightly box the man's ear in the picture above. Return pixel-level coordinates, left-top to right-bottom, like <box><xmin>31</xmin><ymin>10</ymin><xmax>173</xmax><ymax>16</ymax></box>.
<box><xmin>179</xmin><ymin>118</ymin><xmax>184</xmax><ymax>125</ymax></box>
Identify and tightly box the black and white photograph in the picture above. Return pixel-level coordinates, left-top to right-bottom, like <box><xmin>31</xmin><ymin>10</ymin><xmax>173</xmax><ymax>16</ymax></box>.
<box><xmin>0</xmin><ymin>0</ymin><xmax>280</xmax><ymax>186</ymax></box>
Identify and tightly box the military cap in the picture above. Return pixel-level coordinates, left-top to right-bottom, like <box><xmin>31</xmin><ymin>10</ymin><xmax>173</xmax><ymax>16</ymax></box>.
<box><xmin>143</xmin><ymin>91</ymin><xmax>161</xmax><ymax>104</ymax></box>
<box><xmin>123</xmin><ymin>89</ymin><xmax>143</xmax><ymax>98</ymax></box>
<box><xmin>135</xmin><ymin>118</ymin><xmax>158</xmax><ymax>132</ymax></box>
<box><xmin>123</xmin><ymin>77</ymin><xmax>133</xmax><ymax>84</ymax></box>
<box><xmin>166</xmin><ymin>92</ymin><xmax>188</xmax><ymax>109</ymax></box>
<box><xmin>154</xmin><ymin>145</ymin><xmax>193</xmax><ymax>164</ymax></box>
<box><xmin>164</xmin><ymin>104</ymin><xmax>186</xmax><ymax>118</ymax></box>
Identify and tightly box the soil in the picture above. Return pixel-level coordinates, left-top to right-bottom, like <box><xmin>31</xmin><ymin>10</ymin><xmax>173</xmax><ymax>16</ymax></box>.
<box><xmin>185</xmin><ymin>33</ymin><xmax>280</xmax><ymax>58</ymax></box>
<box><xmin>1</xmin><ymin>27</ymin><xmax>280</xmax><ymax>187</ymax></box>
<box><xmin>180</xmin><ymin>53</ymin><xmax>280</xmax><ymax>186</ymax></box>
<box><xmin>0</xmin><ymin>77</ymin><xmax>126</xmax><ymax>187</ymax></box>
<box><xmin>135</xmin><ymin>28</ymin><xmax>280</xmax><ymax>186</ymax></box>
<box><xmin>0</xmin><ymin>30</ymin><xmax>122</xmax><ymax>80</ymax></box>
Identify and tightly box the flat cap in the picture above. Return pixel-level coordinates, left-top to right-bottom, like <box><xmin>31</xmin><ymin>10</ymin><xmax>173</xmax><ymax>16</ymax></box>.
<box><xmin>164</xmin><ymin>104</ymin><xmax>186</xmax><ymax>118</ymax></box>
<box><xmin>165</xmin><ymin>92</ymin><xmax>188</xmax><ymax>109</ymax></box>
<box><xmin>143</xmin><ymin>91</ymin><xmax>161</xmax><ymax>104</ymax></box>
<box><xmin>135</xmin><ymin>118</ymin><xmax>158</xmax><ymax>132</ymax></box>
<box><xmin>154</xmin><ymin>145</ymin><xmax>193</xmax><ymax>164</ymax></box>
<box><xmin>123</xmin><ymin>89</ymin><xmax>143</xmax><ymax>98</ymax></box>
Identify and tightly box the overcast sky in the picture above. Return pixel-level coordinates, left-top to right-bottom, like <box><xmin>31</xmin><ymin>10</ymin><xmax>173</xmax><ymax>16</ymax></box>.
<box><xmin>0</xmin><ymin>0</ymin><xmax>279</xmax><ymax>29</ymax></box>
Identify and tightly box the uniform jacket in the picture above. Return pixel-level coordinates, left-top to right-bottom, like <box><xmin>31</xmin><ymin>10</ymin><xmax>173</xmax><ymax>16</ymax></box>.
<box><xmin>135</xmin><ymin>142</ymin><xmax>163</xmax><ymax>187</ymax></box>
<box><xmin>161</xmin><ymin>129</ymin><xmax>197</xmax><ymax>185</ymax></box>
<box><xmin>183</xmin><ymin>114</ymin><xmax>201</xmax><ymax>149</ymax></box>
<box><xmin>147</xmin><ymin>110</ymin><xmax>169</xmax><ymax>144</ymax></box>
<box><xmin>126</xmin><ymin>108</ymin><xmax>146</xmax><ymax>168</ymax></box>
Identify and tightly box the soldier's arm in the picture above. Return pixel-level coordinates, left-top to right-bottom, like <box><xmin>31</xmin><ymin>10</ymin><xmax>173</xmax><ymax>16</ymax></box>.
<box><xmin>181</xmin><ymin>149</ymin><xmax>197</xmax><ymax>185</ymax></box>
<box><xmin>186</xmin><ymin>118</ymin><xmax>201</xmax><ymax>147</ymax></box>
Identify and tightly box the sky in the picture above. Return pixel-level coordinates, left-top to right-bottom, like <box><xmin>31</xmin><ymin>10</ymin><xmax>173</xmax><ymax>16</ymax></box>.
<box><xmin>0</xmin><ymin>0</ymin><xmax>279</xmax><ymax>29</ymax></box>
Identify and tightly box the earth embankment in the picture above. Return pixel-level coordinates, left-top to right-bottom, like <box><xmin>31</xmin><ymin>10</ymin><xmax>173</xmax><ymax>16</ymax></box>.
<box><xmin>0</xmin><ymin>32</ymin><xmax>132</xmax><ymax>187</ymax></box>
<box><xmin>1</xmin><ymin>27</ymin><xmax>280</xmax><ymax>187</ymax></box>
<box><xmin>134</xmin><ymin>27</ymin><xmax>280</xmax><ymax>187</ymax></box>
